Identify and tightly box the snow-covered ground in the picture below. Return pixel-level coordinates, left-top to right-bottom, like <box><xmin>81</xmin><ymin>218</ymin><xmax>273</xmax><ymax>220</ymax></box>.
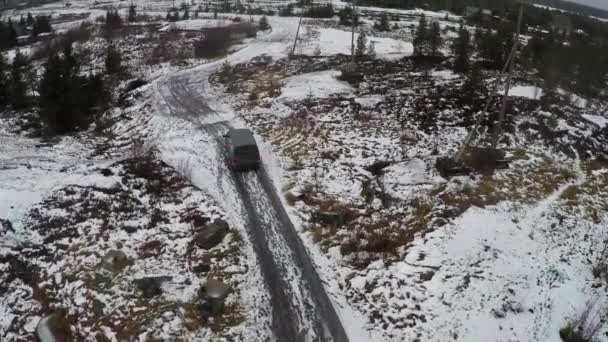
<box><xmin>279</xmin><ymin>70</ymin><xmax>353</xmax><ymax>101</ymax></box>
<box><xmin>2</xmin><ymin>0</ymin><xmax>608</xmax><ymax>341</ymax></box>
<box><xmin>302</xmin><ymin>27</ymin><xmax>414</xmax><ymax>60</ymax></box>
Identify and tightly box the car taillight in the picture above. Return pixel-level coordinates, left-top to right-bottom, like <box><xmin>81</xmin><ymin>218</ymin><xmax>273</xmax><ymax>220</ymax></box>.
<box><xmin>257</xmin><ymin>154</ymin><xmax>261</xmax><ymax>161</ymax></box>
<box><xmin>232</xmin><ymin>156</ymin><xmax>238</xmax><ymax>162</ymax></box>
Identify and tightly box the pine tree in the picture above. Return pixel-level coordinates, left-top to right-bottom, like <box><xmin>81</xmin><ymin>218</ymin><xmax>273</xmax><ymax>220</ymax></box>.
<box><xmin>413</xmin><ymin>15</ymin><xmax>428</xmax><ymax>56</ymax></box>
<box><xmin>429</xmin><ymin>21</ymin><xmax>442</xmax><ymax>57</ymax></box>
<box><xmin>452</xmin><ymin>22</ymin><xmax>471</xmax><ymax>73</ymax></box>
<box><xmin>462</xmin><ymin>63</ymin><xmax>484</xmax><ymax>105</ymax></box>
<box><xmin>258</xmin><ymin>15</ymin><xmax>270</xmax><ymax>31</ymax></box>
<box><xmin>128</xmin><ymin>5</ymin><xmax>137</xmax><ymax>22</ymax></box>
<box><xmin>39</xmin><ymin>52</ymin><xmax>107</xmax><ymax>135</ymax></box>
<box><xmin>375</xmin><ymin>13</ymin><xmax>390</xmax><ymax>31</ymax></box>
<box><xmin>7</xmin><ymin>19</ymin><xmax>17</xmax><ymax>46</ymax></box>
<box><xmin>27</xmin><ymin>12</ymin><xmax>34</xmax><ymax>26</ymax></box>
<box><xmin>105</xmin><ymin>45</ymin><xmax>122</xmax><ymax>74</ymax></box>
<box><xmin>0</xmin><ymin>56</ymin><xmax>7</xmax><ymax>108</ymax></box>
<box><xmin>20</xmin><ymin>15</ymin><xmax>26</xmax><ymax>26</ymax></box>
<box><xmin>356</xmin><ymin>31</ymin><xmax>367</xmax><ymax>57</ymax></box>
<box><xmin>32</xmin><ymin>16</ymin><xmax>52</xmax><ymax>36</ymax></box>
<box><xmin>367</xmin><ymin>41</ymin><xmax>376</xmax><ymax>58</ymax></box>
<box><xmin>10</xmin><ymin>50</ymin><xmax>28</xmax><ymax>109</ymax></box>
<box><xmin>183</xmin><ymin>8</ymin><xmax>190</xmax><ymax>20</ymax></box>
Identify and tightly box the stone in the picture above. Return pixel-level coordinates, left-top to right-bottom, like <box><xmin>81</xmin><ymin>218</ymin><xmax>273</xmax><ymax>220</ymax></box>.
<box><xmin>204</xmin><ymin>278</ymin><xmax>231</xmax><ymax>316</ymax></box>
<box><xmin>100</xmin><ymin>250</ymin><xmax>129</xmax><ymax>273</ymax></box>
<box><xmin>313</xmin><ymin>211</ymin><xmax>343</xmax><ymax>227</ymax></box>
<box><xmin>93</xmin><ymin>272</ymin><xmax>112</xmax><ymax>289</ymax></box>
<box><xmin>0</xmin><ymin>218</ymin><xmax>14</xmax><ymax>233</ymax></box>
<box><xmin>192</xmin><ymin>220</ymin><xmax>229</xmax><ymax>250</ymax></box>
<box><xmin>134</xmin><ymin>276</ymin><xmax>172</xmax><ymax>298</ymax></box>
<box><xmin>192</xmin><ymin>263</ymin><xmax>211</xmax><ymax>274</ymax></box>
<box><xmin>36</xmin><ymin>309</ymin><xmax>71</xmax><ymax>342</ymax></box>
<box><xmin>92</xmin><ymin>299</ymin><xmax>105</xmax><ymax>316</ymax></box>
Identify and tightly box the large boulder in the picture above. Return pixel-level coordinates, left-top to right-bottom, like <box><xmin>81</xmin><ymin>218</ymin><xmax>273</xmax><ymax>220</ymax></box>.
<box><xmin>203</xmin><ymin>278</ymin><xmax>231</xmax><ymax>316</ymax></box>
<box><xmin>99</xmin><ymin>250</ymin><xmax>129</xmax><ymax>273</ymax></box>
<box><xmin>134</xmin><ymin>276</ymin><xmax>172</xmax><ymax>298</ymax></box>
<box><xmin>0</xmin><ymin>219</ymin><xmax>13</xmax><ymax>233</ymax></box>
<box><xmin>192</xmin><ymin>219</ymin><xmax>229</xmax><ymax>250</ymax></box>
<box><xmin>36</xmin><ymin>309</ymin><xmax>71</xmax><ymax>342</ymax></box>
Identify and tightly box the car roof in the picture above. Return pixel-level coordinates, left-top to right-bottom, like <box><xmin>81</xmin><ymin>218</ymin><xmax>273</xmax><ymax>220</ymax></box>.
<box><xmin>227</xmin><ymin>129</ymin><xmax>257</xmax><ymax>148</ymax></box>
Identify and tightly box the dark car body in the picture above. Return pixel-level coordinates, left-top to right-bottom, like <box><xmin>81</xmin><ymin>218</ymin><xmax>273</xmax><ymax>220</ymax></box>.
<box><xmin>224</xmin><ymin>129</ymin><xmax>261</xmax><ymax>171</ymax></box>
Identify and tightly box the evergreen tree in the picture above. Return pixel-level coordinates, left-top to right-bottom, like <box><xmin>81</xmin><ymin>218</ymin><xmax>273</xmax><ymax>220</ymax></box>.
<box><xmin>258</xmin><ymin>15</ymin><xmax>270</xmax><ymax>31</ymax></box>
<box><xmin>356</xmin><ymin>31</ymin><xmax>367</xmax><ymax>57</ymax></box>
<box><xmin>452</xmin><ymin>22</ymin><xmax>471</xmax><ymax>73</ymax></box>
<box><xmin>182</xmin><ymin>8</ymin><xmax>190</xmax><ymax>20</ymax></box>
<box><xmin>27</xmin><ymin>12</ymin><xmax>34</xmax><ymax>26</ymax></box>
<box><xmin>375</xmin><ymin>13</ymin><xmax>390</xmax><ymax>31</ymax></box>
<box><xmin>105</xmin><ymin>10</ymin><xmax>122</xmax><ymax>28</ymax></box>
<box><xmin>429</xmin><ymin>21</ymin><xmax>443</xmax><ymax>57</ymax></box>
<box><xmin>462</xmin><ymin>63</ymin><xmax>484</xmax><ymax>105</ymax></box>
<box><xmin>0</xmin><ymin>56</ymin><xmax>7</xmax><ymax>108</ymax></box>
<box><xmin>10</xmin><ymin>51</ymin><xmax>28</xmax><ymax>109</ymax></box>
<box><xmin>32</xmin><ymin>16</ymin><xmax>52</xmax><ymax>36</ymax></box>
<box><xmin>413</xmin><ymin>15</ymin><xmax>429</xmax><ymax>55</ymax></box>
<box><xmin>39</xmin><ymin>52</ymin><xmax>108</xmax><ymax>135</ymax></box>
<box><xmin>19</xmin><ymin>15</ymin><xmax>26</xmax><ymax>26</ymax></box>
<box><xmin>128</xmin><ymin>5</ymin><xmax>137</xmax><ymax>22</ymax></box>
<box><xmin>7</xmin><ymin>19</ymin><xmax>17</xmax><ymax>46</ymax></box>
<box><xmin>338</xmin><ymin>6</ymin><xmax>358</xmax><ymax>26</ymax></box>
<box><xmin>105</xmin><ymin>45</ymin><xmax>122</xmax><ymax>74</ymax></box>
<box><xmin>367</xmin><ymin>41</ymin><xmax>376</xmax><ymax>58</ymax></box>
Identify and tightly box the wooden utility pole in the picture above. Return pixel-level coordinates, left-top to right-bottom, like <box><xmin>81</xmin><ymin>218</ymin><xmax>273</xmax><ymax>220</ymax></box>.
<box><xmin>455</xmin><ymin>0</ymin><xmax>526</xmax><ymax>161</ymax></box>
<box><xmin>291</xmin><ymin>0</ymin><xmax>306</xmax><ymax>56</ymax></box>
<box><xmin>491</xmin><ymin>1</ymin><xmax>524</xmax><ymax>148</ymax></box>
<box><xmin>351</xmin><ymin>0</ymin><xmax>357</xmax><ymax>62</ymax></box>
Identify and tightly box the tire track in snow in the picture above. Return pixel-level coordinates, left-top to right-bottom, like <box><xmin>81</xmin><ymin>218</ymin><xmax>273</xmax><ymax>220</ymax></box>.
<box><xmin>151</xmin><ymin>17</ymin><xmax>350</xmax><ymax>342</ymax></box>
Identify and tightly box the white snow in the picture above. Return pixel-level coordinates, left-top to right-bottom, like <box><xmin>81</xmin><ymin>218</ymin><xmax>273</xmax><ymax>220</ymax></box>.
<box><xmin>508</xmin><ymin>85</ymin><xmax>544</xmax><ymax>100</ymax></box>
<box><xmin>432</xmin><ymin>69</ymin><xmax>460</xmax><ymax>80</ymax></box>
<box><xmin>355</xmin><ymin>95</ymin><xmax>384</xmax><ymax>108</ymax></box>
<box><xmin>558</xmin><ymin>88</ymin><xmax>588</xmax><ymax>108</ymax></box>
<box><xmin>279</xmin><ymin>70</ymin><xmax>353</xmax><ymax>101</ymax></box>
<box><xmin>307</xmin><ymin>28</ymin><xmax>413</xmax><ymax>60</ymax></box>
<box><xmin>159</xmin><ymin>19</ymin><xmax>232</xmax><ymax>32</ymax></box>
<box><xmin>583</xmin><ymin>114</ymin><xmax>608</xmax><ymax>128</ymax></box>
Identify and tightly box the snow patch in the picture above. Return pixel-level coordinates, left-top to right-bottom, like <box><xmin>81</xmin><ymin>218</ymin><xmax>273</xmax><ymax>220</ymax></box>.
<box><xmin>279</xmin><ymin>70</ymin><xmax>353</xmax><ymax>101</ymax></box>
<box><xmin>583</xmin><ymin>114</ymin><xmax>608</xmax><ymax>128</ymax></box>
<box><xmin>508</xmin><ymin>85</ymin><xmax>543</xmax><ymax>100</ymax></box>
<box><xmin>308</xmin><ymin>28</ymin><xmax>413</xmax><ymax>60</ymax></box>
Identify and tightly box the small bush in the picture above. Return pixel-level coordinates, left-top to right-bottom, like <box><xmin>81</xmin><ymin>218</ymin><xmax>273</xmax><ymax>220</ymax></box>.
<box><xmin>194</xmin><ymin>27</ymin><xmax>232</xmax><ymax>58</ymax></box>
<box><xmin>560</xmin><ymin>300</ymin><xmax>605</xmax><ymax>342</ymax></box>
<box><xmin>258</xmin><ymin>15</ymin><xmax>270</xmax><ymax>31</ymax></box>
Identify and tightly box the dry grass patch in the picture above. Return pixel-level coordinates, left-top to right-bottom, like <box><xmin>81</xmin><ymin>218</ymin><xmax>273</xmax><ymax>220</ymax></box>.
<box><xmin>439</xmin><ymin>158</ymin><xmax>577</xmax><ymax>218</ymax></box>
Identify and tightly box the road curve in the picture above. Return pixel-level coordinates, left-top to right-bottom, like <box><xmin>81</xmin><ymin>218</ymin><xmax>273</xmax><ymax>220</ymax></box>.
<box><xmin>154</xmin><ymin>17</ymin><xmax>350</xmax><ymax>342</ymax></box>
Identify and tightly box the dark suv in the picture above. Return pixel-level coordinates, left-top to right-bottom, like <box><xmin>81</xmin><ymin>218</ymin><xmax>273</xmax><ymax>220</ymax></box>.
<box><xmin>224</xmin><ymin>128</ymin><xmax>261</xmax><ymax>171</ymax></box>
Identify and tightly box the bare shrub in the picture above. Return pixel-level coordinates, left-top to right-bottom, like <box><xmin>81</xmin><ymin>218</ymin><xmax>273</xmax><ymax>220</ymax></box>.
<box><xmin>592</xmin><ymin>241</ymin><xmax>608</xmax><ymax>281</ymax></box>
<box><xmin>176</xmin><ymin>158</ymin><xmax>193</xmax><ymax>182</ymax></box>
<box><xmin>194</xmin><ymin>27</ymin><xmax>232</xmax><ymax>58</ymax></box>
<box><xmin>560</xmin><ymin>300</ymin><xmax>606</xmax><ymax>342</ymax></box>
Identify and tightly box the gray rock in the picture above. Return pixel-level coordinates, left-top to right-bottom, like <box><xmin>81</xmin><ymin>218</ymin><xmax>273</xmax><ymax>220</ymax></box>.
<box><xmin>100</xmin><ymin>250</ymin><xmax>129</xmax><ymax>273</ymax></box>
<box><xmin>192</xmin><ymin>220</ymin><xmax>229</xmax><ymax>250</ymax></box>
<box><xmin>36</xmin><ymin>309</ymin><xmax>71</xmax><ymax>342</ymax></box>
<box><xmin>93</xmin><ymin>272</ymin><xmax>112</xmax><ymax>289</ymax></box>
<box><xmin>0</xmin><ymin>219</ymin><xmax>13</xmax><ymax>233</ymax></box>
<box><xmin>204</xmin><ymin>278</ymin><xmax>231</xmax><ymax>316</ymax></box>
<box><xmin>134</xmin><ymin>276</ymin><xmax>172</xmax><ymax>298</ymax></box>
<box><xmin>92</xmin><ymin>299</ymin><xmax>105</xmax><ymax>316</ymax></box>
<box><xmin>313</xmin><ymin>211</ymin><xmax>343</xmax><ymax>227</ymax></box>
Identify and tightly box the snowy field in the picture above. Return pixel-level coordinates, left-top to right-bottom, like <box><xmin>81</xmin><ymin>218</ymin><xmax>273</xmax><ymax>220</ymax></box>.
<box><xmin>1</xmin><ymin>0</ymin><xmax>608</xmax><ymax>341</ymax></box>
